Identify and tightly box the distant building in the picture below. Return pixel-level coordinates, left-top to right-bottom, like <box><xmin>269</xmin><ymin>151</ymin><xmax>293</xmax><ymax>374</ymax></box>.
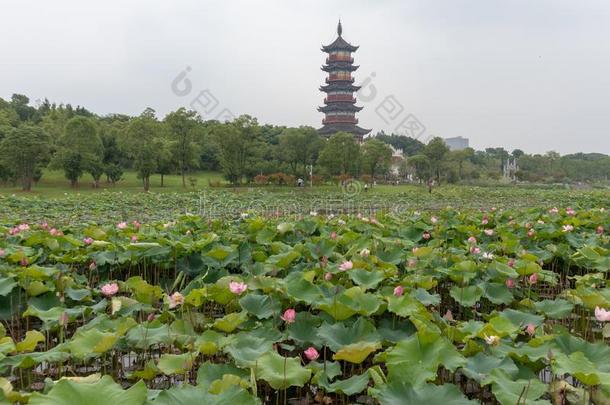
<box><xmin>443</xmin><ymin>136</ymin><xmax>469</xmax><ymax>151</ymax></box>
<box><xmin>389</xmin><ymin>145</ymin><xmax>405</xmax><ymax>176</ymax></box>
<box><xmin>318</xmin><ymin>20</ymin><xmax>371</xmax><ymax>142</ymax></box>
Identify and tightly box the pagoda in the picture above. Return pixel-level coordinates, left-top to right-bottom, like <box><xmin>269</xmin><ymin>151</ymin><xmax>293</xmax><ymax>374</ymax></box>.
<box><xmin>318</xmin><ymin>20</ymin><xmax>371</xmax><ymax>141</ymax></box>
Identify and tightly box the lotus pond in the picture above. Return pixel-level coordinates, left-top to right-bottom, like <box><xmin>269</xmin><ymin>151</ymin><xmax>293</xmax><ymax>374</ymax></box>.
<box><xmin>0</xmin><ymin>190</ymin><xmax>608</xmax><ymax>404</ymax></box>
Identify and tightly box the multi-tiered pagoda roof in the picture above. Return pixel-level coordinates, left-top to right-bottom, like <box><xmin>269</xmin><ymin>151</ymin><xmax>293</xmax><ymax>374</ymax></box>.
<box><xmin>317</xmin><ymin>21</ymin><xmax>371</xmax><ymax>140</ymax></box>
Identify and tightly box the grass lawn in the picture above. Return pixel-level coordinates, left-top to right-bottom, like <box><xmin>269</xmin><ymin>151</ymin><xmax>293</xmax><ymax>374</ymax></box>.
<box><xmin>0</xmin><ymin>170</ymin><xmax>226</xmax><ymax>197</ymax></box>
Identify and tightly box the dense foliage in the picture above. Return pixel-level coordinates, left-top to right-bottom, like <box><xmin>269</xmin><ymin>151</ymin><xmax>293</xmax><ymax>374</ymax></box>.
<box><xmin>0</xmin><ymin>189</ymin><xmax>608</xmax><ymax>403</ymax></box>
<box><xmin>1</xmin><ymin>94</ymin><xmax>609</xmax><ymax>191</ymax></box>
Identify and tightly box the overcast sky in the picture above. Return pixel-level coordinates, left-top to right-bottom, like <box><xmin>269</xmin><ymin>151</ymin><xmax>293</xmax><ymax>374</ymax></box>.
<box><xmin>2</xmin><ymin>0</ymin><xmax>609</xmax><ymax>154</ymax></box>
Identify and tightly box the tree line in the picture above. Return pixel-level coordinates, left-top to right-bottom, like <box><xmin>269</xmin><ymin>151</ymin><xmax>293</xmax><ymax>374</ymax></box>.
<box><xmin>0</xmin><ymin>94</ymin><xmax>608</xmax><ymax>191</ymax></box>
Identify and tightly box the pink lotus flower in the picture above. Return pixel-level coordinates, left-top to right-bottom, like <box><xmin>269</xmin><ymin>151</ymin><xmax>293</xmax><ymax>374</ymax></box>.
<box><xmin>562</xmin><ymin>224</ymin><xmax>574</xmax><ymax>233</ymax></box>
<box><xmin>422</xmin><ymin>232</ymin><xmax>431</xmax><ymax>240</ymax></box>
<box><xmin>168</xmin><ymin>292</ymin><xmax>184</xmax><ymax>309</ymax></box>
<box><xmin>147</xmin><ymin>313</ymin><xmax>156</xmax><ymax>322</ymax></box>
<box><xmin>0</xmin><ymin>249</ymin><xmax>4</xmax><ymax>257</ymax></box>
<box><xmin>505</xmin><ymin>278</ymin><xmax>515</xmax><ymax>288</ymax></box>
<box><xmin>101</xmin><ymin>283</ymin><xmax>119</xmax><ymax>297</ymax></box>
<box><xmin>484</xmin><ymin>229</ymin><xmax>494</xmax><ymax>236</ymax></box>
<box><xmin>40</xmin><ymin>222</ymin><xmax>48</xmax><ymax>230</ymax></box>
<box><xmin>481</xmin><ymin>217</ymin><xmax>489</xmax><ymax>225</ymax></box>
<box><xmin>566</xmin><ymin>207</ymin><xmax>575</xmax><ymax>216</ymax></box>
<box><xmin>443</xmin><ymin>310</ymin><xmax>454</xmax><ymax>321</ymax></box>
<box><xmin>597</xmin><ymin>226</ymin><xmax>605</xmax><ymax>235</ymax></box>
<box><xmin>528</xmin><ymin>229</ymin><xmax>535</xmax><ymax>238</ymax></box>
<box><xmin>412</xmin><ymin>247</ymin><xmax>419</xmax><ymax>254</ymax></box>
<box><xmin>525</xmin><ymin>223</ymin><xmax>532</xmax><ymax>229</ymax></box>
<box><xmin>304</xmin><ymin>347</ymin><xmax>319</xmax><ymax>361</ymax></box>
<box><xmin>18</xmin><ymin>223</ymin><xmax>30</xmax><ymax>231</ymax></box>
<box><xmin>320</xmin><ymin>256</ymin><xmax>328</xmax><ymax>267</ymax></box>
<box><xmin>89</xmin><ymin>261</ymin><xmax>97</xmax><ymax>270</ymax></box>
<box><xmin>470</xmin><ymin>246</ymin><xmax>481</xmax><ymax>255</ymax></box>
<box><xmin>529</xmin><ymin>273</ymin><xmax>539</xmax><ymax>284</ymax></box>
<box><xmin>130</xmin><ymin>235</ymin><xmax>138</xmax><ymax>242</ymax></box>
<box><xmin>549</xmin><ymin>207</ymin><xmax>559</xmax><ymax>214</ymax></box>
<box><xmin>132</xmin><ymin>220</ymin><xmax>141</xmax><ymax>229</ymax></box>
<box><xmin>525</xmin><ymin>323</ymin><xmax>536</xmax><ymax>336</ymax></box>
<box><xmin>117</xmin><ymin>222</ymin><xmax>127</xmax><ymax>229</ymax></box>
<box><xmin>330</xmin><ymin>232</ymin><xmax>337</xmax><ymax>240</ymax></box>
<box><xmin>83</xmin><ymin>237</ymin><xmax>94</xmax><ymax>245</ymax></box>
<box><xmin>431</xmin><ymin>216</ymin><xmax>438</xmax><ymax>224</ymax></box>
<box><xmin>468</xmin><ymin>236</ymin><xmax>477</xmax><ymax>244</ymax></box>
<box><xmin>49</xmin><ymin>228</ymin><xmax>60</xmax><ymax>236</ymax></box>
<box><xmin>407</xmin><ymin>258</ymin><xmax>417</xmax><ymax>268</ymax></box>
<box><xmin>281</xmin><ymin>308</ymin><xmax>296</xmax><ymax>323</ymax></box>
<box><xmin>229</xmin><ymin>281</ymin><xmax>248</xmax><ymax>295</ymax></box>
<box><xmin>508</xmin><ymin>258</ymin><xmax>516</xmax><ymax>268</ymax></box>
<box><xmin>360</xmin><ymin>249</ymin><xmax>370</xmax><ymax>257</ymax></box>
<box><xmin>19</xmin><ymin>257</ymin><xmax>28</xmax><ymax>266</ymax></box>
<box><xmin>595</xmin><ymin>306</ymin><xmax>610</xmax><ymax>322</ymax></box>
<box><xmin>393</xmin><ymin>285</ymin><xmax>404</xmax><ymax>297</ymax></box>
<box><xmin>338</xmin><ymin>261</ymin><xmax>353</xmax><ymax>271</ymax></box>
<box><xmin>491</xmin><ymin>207</ymin><xmax>497</xmax><ymax>212</ymax></box>
<box><xmin>324</xmin><ymin>272</ymin><xmax>333</xmax><ymax>281</ymax></box>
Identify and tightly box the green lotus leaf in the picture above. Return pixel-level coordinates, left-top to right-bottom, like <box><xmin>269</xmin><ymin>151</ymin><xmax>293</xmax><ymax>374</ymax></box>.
<box><xmin>333</xmin><ymin>341</ymin><xmax>381</xmax><ymax>364</ymax></box>
<box><xmin>255</xmin><ymin>350</ymin><xmax>311</xmax><ymax>390</ymax></box>
<box><xmin>482</xmin><ymin>282</ymin><xmax>513</xmax><ymax>305</ymax></box>
<box><xmin>267</xmin><ymin>250</ymin><xmax>301</xmax><ymax>269</ymax></box>
<box><xmin>196</xmin><ymin>361</ymin><xmax>249</xmax><ymax>388</ymax></box>
<box><xmin>213</xmin><ymin>311</ymin><xmax>248</xmax><ymax>333</ymax></box>
<box><xmin>534</xmin><ymin>299</ymin><xmax>574</xmax><ymax>319</ymax></box>
<box><xmin>285</xmin><ymin>273</ymin><xmax>322</xmax><ymax>304</ymax></box>
<box><xmin>125</xmin><ymin>276</ymin><xmax>162</xmax><ymax>305</ymax></box>
<box><xmin>224</xmin><ymin>334</ymin><xmax>273</xmax><ymax>367</ymax></box>
<box><xmin>317</xmin><ymin>371</ymin><xmax>370</xmax><ymax>395</ymax></box>
<box><xmin>195</xmin><ymin>330</ymin><xmax>225</xmax><ymax>356</ymax></box>
<box><xmin>460</xmin><ymin>352</ymin><xmax>519</xmax><ymax>383</ymax></box>
<box><xmin>0</xmin><ymin>278</ymin><xmax>16</xmax><ymax>297</ymax></box>
<box><xmin>411</xmin><ymin>288</ymin><xmax>440</xmax><ymax>306</ymax></box>
<box><xmin>286</xmin><ymin>312</ymin><xmax>323</xmax><ymax>347</ymax></box>
<box><xmin>347</xmin><ymin>268</ymin><xmax>385</xmax><ymax>290</ymax></box>
<box><xmin>15</xmin><ymin>330</ymin><xmax>45</xmax><ymax>353</ymax></box>
<box><xmin>157</xmin><ymin>352</ymin><xmax>195</xmax><ymax>375</ymax></box>
<box><xmin>449</xmin><ymin>285</ymin><xmax>483</xmax><ymax>307</ymax></box>
<box><xmin>386</xmin><ymin>294</ymin><xmax>429</xmax><ymax>318</ymax></box>
<box><xmin>317</xmin><ymin>317</ymin><xmax>379</xmax><ymax>352</ymax></box>
<box><xmin>482</xmin><ymin>369</ymin><xmax>550</xmax><ymax>405</ymax></box>
<box><xmin>29</xmin><ymin>375</ymin><xmax>147</xmax><ymax>405</ymax></box>
<box><xmin>374</xmin><ymin>381</ymin><xmax>476</xmax><ymax>405</ymax></box>
<box><xmin>239</xmin><ymin>293</ymin><xmax>281</xmax><ymax>319</ymax></box>
<box><xmin>149</xmin><ymin>384</ymin><xmax>259</xmax><ymax>405</ymax></box>
<box><xmin>385</xmin><ymin>332</ymin><xmax>465</xmax><ymax>386</ymax></box>
<box><xmin>208</xmin><ymin>374</ymin><xmax>249</xmax><ymax>394</ymax></box>
<box><xmin>68</xmin><ymin>329</ymin><xmax>119</xmax><ymax>360</ymax></box>
<box><xmin>128</xmin><ymin>360</ymin><xmax>159</xmax><ymax>380</ymax></box>
<box><xmin>125</xmin><ymin>322</ymin><xmax>174</xmax><ymax>349</ymax></box>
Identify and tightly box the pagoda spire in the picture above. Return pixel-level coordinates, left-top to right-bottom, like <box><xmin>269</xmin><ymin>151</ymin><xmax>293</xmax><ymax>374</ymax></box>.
<box><xmin>317</xmin><ymin>21</ymin><xmax>371</xmax><ymax>142</ymax></box>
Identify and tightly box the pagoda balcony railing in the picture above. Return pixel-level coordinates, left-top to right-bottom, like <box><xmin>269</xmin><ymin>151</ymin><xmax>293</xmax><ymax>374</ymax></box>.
<box><xmin>326</xmin><ymin>56</ymin><xmax>354</xmax><ymax>63</ymax></box>
<box><xmin>325</xmin><ymin>76</ymin><xmax>354</xmax><ymax>83</ymax></box>
<box><xmin>324</xmin><ymin>95</ymin><xmax>356</xmax><ymax>103</ymax></box>
<box><xmin>322</xmin><ymin>117</ymin><xmax>358</xmax><ymax>125</ymax></box>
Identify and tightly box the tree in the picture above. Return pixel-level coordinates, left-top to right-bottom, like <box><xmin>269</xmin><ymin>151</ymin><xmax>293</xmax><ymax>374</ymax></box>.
<box><xmin>278</xmin><ymin>126</ymin><xmax>321</xmax><ymax>177</ymax></box>
<box><xmin>423</xmin><ymin>137</ymin><xmax>449</xmax><ymax>184</ymax></box>
<box><xmin>448</xmin><ymin>147</ymin><xmax>474</xmax><ymax>181</ymax></box>
<box><xmin>407</xmin><ymin>154</ymin><xmax>430</xmax><ymax>182</ymax></box>
<box><xmin>0</xmin><ymin>126</ymin><xmax>50</xmax><ymax>190</ymax></box>
<box><xmin>317</xmin><ymin>132</ymin><xmax>361</xmax><ymax>176</ymax></box>
<box><xmin>164</xmin><ymin>108</ymin><xmax>201</xmax><ymax>187</ymax></box>
<box><xmin>213</xmin><ymin>115</ymin><xmax>262</xmax><ymax>185</ymax></box>
<box><xmin>52</xmin><ymin>117</ymin><xmax>103</xmax><ymax>187</ymax></box>
<box><xmin>361</xmin><ymin>139</ymin><xmax>392</xmax><ymax>178</ymax></box>
<box><xmin>122</xmin><ymin>110</ymin><xmax>163</xmax><ymax>191</ymax></box>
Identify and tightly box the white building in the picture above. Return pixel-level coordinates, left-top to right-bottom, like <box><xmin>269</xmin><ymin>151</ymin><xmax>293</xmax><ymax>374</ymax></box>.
<box><xmin>443</xmin><ymin>136</ymin><xmax>469</xmax><ymax>151</ymax></box>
